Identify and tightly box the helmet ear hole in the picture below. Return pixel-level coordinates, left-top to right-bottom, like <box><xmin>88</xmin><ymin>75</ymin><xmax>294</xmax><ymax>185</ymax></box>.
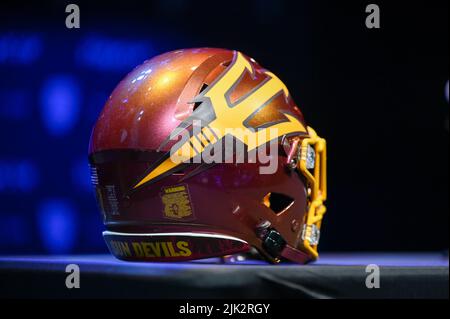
<box><xmin>262</xmin><ymin>192</ymin><xmax>294</xmax><ymax>214</ymax></box>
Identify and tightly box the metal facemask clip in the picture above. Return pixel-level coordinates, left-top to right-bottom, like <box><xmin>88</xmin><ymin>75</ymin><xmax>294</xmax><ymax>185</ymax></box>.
<box><xmin>284</xmin><ymin>126</ymin><xmax>327</xmax><ymax>260</ymax></box>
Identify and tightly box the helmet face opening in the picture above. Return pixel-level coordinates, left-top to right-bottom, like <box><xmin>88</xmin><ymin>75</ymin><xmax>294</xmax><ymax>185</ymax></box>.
<box><xmin>89</xmin><ymin>48</ymin><xmax>327</xmax><ymax>264</ymax></box>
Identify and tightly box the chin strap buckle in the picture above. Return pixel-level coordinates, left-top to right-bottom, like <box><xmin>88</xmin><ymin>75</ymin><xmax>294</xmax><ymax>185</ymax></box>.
<box><xmin>262</xmin><ymin>229</ymin><xmax>286</xmax><ymax>258</ymax></box>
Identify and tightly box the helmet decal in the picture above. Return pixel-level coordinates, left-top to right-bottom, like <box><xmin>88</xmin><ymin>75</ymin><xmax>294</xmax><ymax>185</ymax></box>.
<box><xmin>133</xmin><ymin>51</ymin><xmax>307</xmax><ymax>189</ymax></box>
<box><xmin>160</xmin><ymin>184</ymin><xmax>195</xmax><ymax>220</ymax></box>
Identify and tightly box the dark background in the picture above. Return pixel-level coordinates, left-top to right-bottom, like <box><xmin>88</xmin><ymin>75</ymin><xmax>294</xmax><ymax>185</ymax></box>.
<box><xmin>0</xmin><ymin>0</ymin><xmax>448</xmax><ymax>255</ymax></box>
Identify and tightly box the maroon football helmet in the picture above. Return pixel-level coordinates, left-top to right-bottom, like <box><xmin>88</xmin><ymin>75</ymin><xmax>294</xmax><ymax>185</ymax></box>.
<box><xmin>89</xmin><ymin>48</ymin><xmax>327</xmax><ymax>264</ymax></box>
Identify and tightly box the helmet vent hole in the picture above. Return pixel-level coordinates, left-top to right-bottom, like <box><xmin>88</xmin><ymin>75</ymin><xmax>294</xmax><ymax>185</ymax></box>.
<box><xmin>193</xmin><ymin>101</ymin><xmax>202</xmax><ymax>111</ymax></box>
<box><xmin>222</xmin><ymin>60</ymin><xmax>232</xmax><ymax>67</ymax></box>
<box><xmin>193</xmin><ymin>83</ymin><xmax>209</xmax><ymax>111</ymax></box>
<box><xmin>262</xmin><ymin>192</ymin><xmax>294</xmax><ymax>214</ymax></box>
<box><xmin>199</xmin><ymin>83</ymin><xmax>208</xmax><ymax>93</ymax></box>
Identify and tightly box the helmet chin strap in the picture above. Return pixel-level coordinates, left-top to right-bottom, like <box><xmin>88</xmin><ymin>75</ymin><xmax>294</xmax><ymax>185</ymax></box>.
<box><xmin>280</xmin><ymin>244</ymin><xmax>311</xmax><ymax>264</ymax></box>
<box><xmin>221</xmin><ymin>245</ymin><xmax>310</xmax><ymax>264</ymax></box>
<box><xmin>260</xmin><ymin>228</ymin><xmax>312</xmax><ymax>264</ymax></box>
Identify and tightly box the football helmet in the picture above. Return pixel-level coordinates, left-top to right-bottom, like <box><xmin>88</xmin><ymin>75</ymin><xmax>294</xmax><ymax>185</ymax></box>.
<box><xmin>89</xmin><ymin>48</ymin><xmax>327</xmax><ymax>264</ymax></box>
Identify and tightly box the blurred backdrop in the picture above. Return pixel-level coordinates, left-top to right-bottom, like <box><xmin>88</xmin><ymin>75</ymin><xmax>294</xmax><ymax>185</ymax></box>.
<box><xmin>0</xmin><ymin>0</ymin><xmax>448</xmax><ymax>255</ymax></box>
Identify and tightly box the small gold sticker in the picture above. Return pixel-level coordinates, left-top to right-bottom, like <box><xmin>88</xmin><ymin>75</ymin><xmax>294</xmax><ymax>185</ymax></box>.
<box><xmin>161</xmin><ymin>185</ymin><xmax>194</xmax><ymax>220</ymax></box>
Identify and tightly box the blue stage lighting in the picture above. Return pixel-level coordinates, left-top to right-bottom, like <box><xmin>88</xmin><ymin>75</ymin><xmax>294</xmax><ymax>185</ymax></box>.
<box><xmin>40</xmin><ymin>75</ymin><xmax>81</xmax><ymax>137</ymax></box>
<box><xmin>0</xmin><ymin>160</ymin><xmax>39</xmax><ymax>192</ymax></box>
<box><xmin>75</xmin><ymin>35</ymin><xmax>154</xmax><ymax>71</ymax></box>
<box><xmin>0</xmin><ymin>33</ymin><xmax>43</xmax><ymax>65</ymax></box>
<box><xmin>37</xmin><ymin>199</ymin><xmax>78</xmax><ymax>254</ymax></box>
<box><xmin>0</xmin><ymin>89</ymin><xmax>31</xmax><ymax>120</ymax></box>
<box><xmin>71</xmin><ymin>157</ymin><xmax>92</xmax><ymax>192</ymax></box>
<box><xmin>0</xmin><ymin>215</ymin><xmax>29</xmax><ymax>248</ymax></box>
